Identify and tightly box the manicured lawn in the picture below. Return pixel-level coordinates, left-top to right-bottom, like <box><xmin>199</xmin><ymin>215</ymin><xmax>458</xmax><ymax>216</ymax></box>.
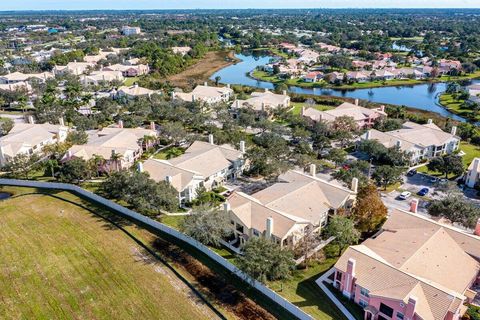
<box><xmin>460</xmin><ymin>141</ymin><xmax>480</xmax><ymax>168</ymax></box>
<box><xmin>0</xmin><ymin>187</ymin><xmax>212</xmax><ymax>319</ymax></box>
<box><xmin>154</xmin><ymin>146</ymin><xmax>186</xmax><ymax>160</ymax></box>
<box><xmin>123</xmin><ymin>76</ymin><xmax>140</xmax><ymax>86</ymax></box>
<box><xmin>416</xmin><ymin>142</ymin><xmax>480</xmax><ymax>178</ymax></box>
<box><xmin>267</xmin><ymin>254</ymin><xmax>348</xmax><ymax>320</ymax></box>
<box><xmin>438</xmin><ymin>93</ymin><xmax>476</xmax><ymax>121</ymax></box>
<box><xmin>290</xmin><ymin>102</ymin><xmax>334</xmax><ymax>115</ymax></box>
<box><xmin>160</xmin><ymin>214</ymin><xmax>186</xmax><ymax>230</ymax></box>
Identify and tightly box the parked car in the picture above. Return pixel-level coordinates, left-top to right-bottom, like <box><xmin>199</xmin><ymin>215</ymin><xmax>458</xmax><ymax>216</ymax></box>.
<box><xmin>417</xmin><ymin>188</ymin><xmax>429</xmax><ymax>196</ymax></box>
<box><xmin>429</xmin><ymin>177</ymin><xmax>438</xmax><ymax>184</ymax></box>
<box><xmin>398</xmin><ymin>191</ymin><xmax>412</xmax><ymax>200</ymax></box>
<box><xmin>439</xmin><ymin>178</ymin><xmax>448</xmax><ymax>184</ymax></box>
<box><xmin>407</xmin><ymin>169</ymin><xmax>417</xmax><ymax>177</ymax></box>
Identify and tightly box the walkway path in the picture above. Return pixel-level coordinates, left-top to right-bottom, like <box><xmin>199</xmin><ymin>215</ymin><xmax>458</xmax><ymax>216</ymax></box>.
<box><xmin>315</xmin><ymin>268</ymin><xmax>357</xmax><ymax>320</ymax></box>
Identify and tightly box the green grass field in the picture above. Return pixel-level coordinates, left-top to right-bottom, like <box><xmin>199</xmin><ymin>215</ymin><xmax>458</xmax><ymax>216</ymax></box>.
<box><xmin>438</xmin><ymin>93</ymin><xmax>477</xmax><ymax>121</ymax></box>
<box><xmin>0</xmin><ymin>187</ymin><xmax>213</xmax><ymax>320</ymax></box>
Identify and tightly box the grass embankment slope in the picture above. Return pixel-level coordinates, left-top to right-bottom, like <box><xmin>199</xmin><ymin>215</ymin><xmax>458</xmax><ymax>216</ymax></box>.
<box><xmin>439</xmin><ymin>93</ymin><xmax>477</xmax><ymax>121</ymax></box>
<box><xmin>0</xmin><ymin>187</ymin><xmax>215</xmax><ymax>320</ymax></box>
<box><xmin>252</xmin><ymin>69</ymin><xmax>480</xmax><ymax>90</ymax></box>
<box><xmin>167</xmin><ymin>50</ymin><xmax>239</xmax><ymax>88</ymax></box>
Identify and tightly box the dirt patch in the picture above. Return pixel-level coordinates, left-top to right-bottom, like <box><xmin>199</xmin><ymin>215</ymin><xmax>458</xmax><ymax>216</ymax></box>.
<box><xmin>152</xmin><ymin>238</ymin><xmax>276</xmax><ymax>320</ymax></box>
<box><xmin>167</xmin><ymin>51</ymin><xmax>238</xmax><ymax>88</ymax></box>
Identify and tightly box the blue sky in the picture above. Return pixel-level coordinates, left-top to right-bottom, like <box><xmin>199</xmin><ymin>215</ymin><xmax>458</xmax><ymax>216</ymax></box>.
<box><xmin>0</xmin><ymin>0</ymin><xmax>478</xmax><ymax>10</ymax></box>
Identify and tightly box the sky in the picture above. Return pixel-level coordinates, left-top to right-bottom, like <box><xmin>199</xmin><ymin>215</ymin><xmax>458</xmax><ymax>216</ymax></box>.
<box><xmin>0</xmin><ymin>0</ymin><xmax>478</xmax><ymax>11</ymax></box>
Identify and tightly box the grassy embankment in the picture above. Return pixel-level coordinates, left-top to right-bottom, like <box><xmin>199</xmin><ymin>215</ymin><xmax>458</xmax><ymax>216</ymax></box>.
<box><xmin>438</xmin><ymin>93</ymin><xmax>477</xmax><ymax>121</ymax></box>
<box><xmin>251</xmin><ymin>68</ymin><xmax>480</xmax><ymax>90</ymax></box>
<box><xmin>0</xmin><ymin>187</ymin><xmax>215</xmax><ymax>319</ymax></box>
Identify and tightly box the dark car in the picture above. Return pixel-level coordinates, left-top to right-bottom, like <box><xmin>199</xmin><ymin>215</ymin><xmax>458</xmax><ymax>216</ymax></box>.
<box><xmin>417</xmin><ymin>188</ymin><xmax>429</xmax><ymax>196</ymax></box>
<box><xmin>407</xmin><ymin>169</ymin><xmax>417</xmax><ymax>177</ymax></box>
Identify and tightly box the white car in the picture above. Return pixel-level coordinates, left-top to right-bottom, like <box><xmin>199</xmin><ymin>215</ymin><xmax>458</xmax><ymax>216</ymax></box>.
<box><xmin>398</xmin><ymin>191</ymin><xmax>411</xmax><ymax>200</ymax></box>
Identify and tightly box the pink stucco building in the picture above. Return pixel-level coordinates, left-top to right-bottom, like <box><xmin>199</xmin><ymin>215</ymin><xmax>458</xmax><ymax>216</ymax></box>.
<box><xmin>301</xmin><ymin>100</ymin><xmax>387</xmax><ymax>129</ymax></box>
<box><xmin>332</xmin><ymin>209</ymin><xmax>480</xmax><ymax>320</ymax></box>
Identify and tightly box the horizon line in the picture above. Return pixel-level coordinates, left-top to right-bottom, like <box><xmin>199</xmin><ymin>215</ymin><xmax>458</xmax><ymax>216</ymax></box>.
<box><xmin>0</xmin><ymin>7</ymin><xmax>479</xmax><ymax>12</ymax></box>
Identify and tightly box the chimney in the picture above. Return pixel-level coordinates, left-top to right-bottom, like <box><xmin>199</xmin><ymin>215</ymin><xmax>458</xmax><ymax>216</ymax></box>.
<box><xmin>204</xmin><ymin>81</ymin><xmax>208</xmax><ymax>87</ymax></box>
<box><xmin>410</xmin><ymin>199</ymin><xmax>419</xmax><ymax>214</ymax></box>
<box><xmin>239</xmin><ymin>140</ymin><xmax>245</xmax><ymax>153</ymax></box>
<box><xmin>171</xmin><ymin>91</ymin><xmax>176</xmax><ymax>99</ymax></box>
<box><xmin>27</xmin><ymin>115</ymin><xmax>34</xmax><ymax>124</ymax></box>
<box><xmin>354</xmin><ymin>99</ymin><xmax>359</xmax><ymax>106</ymax></box>
<box><xmin>474</xmin><ymin>218</ymin><xmax>480</xmax><ymax>236</ymax></box>
<box><xmin>282</xmin><ymin>90</ymin><xmax>287</xmax><ymax>96</ymax></box>
<box><xmin>261</xmin><ymin>102</ymin><xmax>266</xmax><ymax>112</ymax></box>
<box><xmin>301</xmin><ymin>106</ymin><xmax>306</xmax><ymax>116</ymax></box>
<box><xmin>118</xmin><ymin>120</ymin><xmax>123</xmax><ymax>128</ymax></box>
<box><xmin>365</xmin><ymin>130</ymin><xmax>371</xmax><ymax>140</ymax></box>
<box><xmin>451</xmin><ymin>126</ymin><xmax>457</xmax><ymax>136</ymax></box>
<box><xmin>344</xmin><ymin>258</ymin><xmax>356</xmax><ymax>298</ymax></box>
<box><xmin>235</xmin><ymin>100</ymin><xmax>240</xmax><ymax>108</ymax></box>
<box><xmin>264</xmin><ymin>88</ymin><xmax>269</xmax><ymax>93</ymax></box>
<box><xmin>165</xmin><ymin>175</ymin><xmax>173</xmax><ymax>184</ymax></box>
<box><xmin>396</xmin><ymin>140</ymin><xmax>402</xmax><ymax>148</ymax></box>
<box><xmin>405</xmin><ymin>296</ymin><xmax>418</xmax><ymax>320</ymax></box>
<box><xmin>427</xmin><ymin>119</ymin><xmax>433</xmax><ymax>124</ymax></box>
<box><xmin>223</xmin><ymin>202</ymin><xmax>231</xmax><ymax>213</ymax></box>
<box><xmin>309</xmin><ymin>163</ymin><xmax>316</xmax><ymax>177</ymax></box>
<box><xmin>226</xmin><ymin>84</ymin><xmax>230</xmax><ymax>89</ymax></box>
<box><xmin>208</xmin><ymin>134</ymin><xmax>214</xmax><ymax>145</ymax></box>
<box><xmin>351</xmin><ymin>177</ymin><xmax>358</xmax><ymax>193</ymax></box>
<box><xmin>380</xmin><ymin>105</ymin><xmax>385</xmax><ymax>112</ymax></box>
<box><xmin>192</xmin><ymin>94</ymin><xmax>196</xmax><ymax>102</ymax></box>
<box><xmin>137</xmin><ymin>162</ymin><xmax>144</xmax><ymax>172</ymax></box>
<box><xmin>346</xmin><ymin>258</ymin><xmax>356</xmax><ymax>277</ymax></box>
<box><xmin>150</xmin><ymin>121</ymin><xmax>155</xmax><ymax>131</ymax></box>
<box><xmin>58</xmin><ymin>118</ymin><xmax>65</xmax><ymax>126</ymax></box>
<box><xmin>266</xmin><ymin>217</ymin><xmax>274</xmax><ymax>239</ymax></box>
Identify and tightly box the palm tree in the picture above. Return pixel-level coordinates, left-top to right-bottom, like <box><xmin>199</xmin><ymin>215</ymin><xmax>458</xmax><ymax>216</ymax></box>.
<box><xmin>214</xmin><ymin>76</ymin><xmax>221</xmax><ymax>86</ymax></box>
<box><xmin>141</xmin><ymin>134</ymin><xmax>156</xmax><ymax>150</ymax></box>
<box><xmin>109</xmin><ymin>151</ymin><xmax>123</xmax><ymax>172</ymax></box>
<box><xmin>88</xmin><ymin>154</ymin><xmax>105</xmax><ymax>177</ymax></box>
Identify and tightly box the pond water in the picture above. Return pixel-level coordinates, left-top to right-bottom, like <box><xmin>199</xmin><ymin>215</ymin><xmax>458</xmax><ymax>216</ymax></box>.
<box><xmin>0</xmin><ymin>192</ymin><xmax>12</xmax><ymax>200</ymax></box>
<box><xmin>211</xmin><ymin>53</ymin><xmax>479</xmax><ymax>122</ymax></box>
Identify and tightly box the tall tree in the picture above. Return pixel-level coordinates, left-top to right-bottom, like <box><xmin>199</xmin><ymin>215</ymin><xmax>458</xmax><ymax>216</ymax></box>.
<box><xmin>372</xmin><ymin>165</ymin><xmax>405</xmax><ymax>190</ymax></box>
<box><xmin>180</xmin><ymin>204</ymin><xmax>232</xmax><ymax>247</ymax></box>
<box><xmin>236</xmin><ymin>237</ymin><xmax>295</xmax><ymax>283</ymax></box>
<box><xmin>324</xmin><ymin>215</ymin><xmax>360</xmax><ymax>256</ymax></box>
<box><xmin>427</xmin><ymin>154</ymin><xmax>464</xmax><ymax>179</ymax></box>
<box><xmin>352</xmin><ymin>183</ymin><xmax>388</xmax><ymax>233</ymax></box>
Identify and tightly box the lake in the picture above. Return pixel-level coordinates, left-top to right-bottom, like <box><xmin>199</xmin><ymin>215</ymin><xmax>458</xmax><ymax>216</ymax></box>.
<box><xmin>211</xmin><ymin>53</ymin><xmax>479</xmax><ymax>121</ymax></box>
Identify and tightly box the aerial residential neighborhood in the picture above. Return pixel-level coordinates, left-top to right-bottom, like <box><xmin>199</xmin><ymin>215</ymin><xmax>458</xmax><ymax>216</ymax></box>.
<box><xmin>0</xmin><ymin>2</ymin><xmax>480</xmax><ymax>320</ymax></box>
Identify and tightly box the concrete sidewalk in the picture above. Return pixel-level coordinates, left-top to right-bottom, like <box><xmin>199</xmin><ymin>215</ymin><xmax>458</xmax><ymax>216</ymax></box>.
<box><xmin>315</xmin><ymin>268</ymin><xmax>357</xmax><ymax>320</ymax></box>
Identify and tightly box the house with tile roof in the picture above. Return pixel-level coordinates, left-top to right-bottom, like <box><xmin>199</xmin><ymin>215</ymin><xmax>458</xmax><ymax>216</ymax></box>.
<box><xmin>53</xmin><ymin>61</ymin><xmax>96</xmax><ymax>76</ymax></box>
<box><xmin>0</xmin><ymin>117</ymin><xmax>69</xmax><ymax>166</ymax></box>
<box><xmin>227</xmin><ymin>166</ymin><xmax>357</xmax><ymax>248</ymax></box>
<box><xmin>64</xmin><ymin>122</ymin><xmax>157</xmax><ymax>172</ymax></box>
<box><xmin>360</xmin><ymin>120</ymin><xmax>460</xmax><ymax>164</ymax></box>
<box><xmin>332</xmin><ymin>208</ymin><xmax>480</xmax><ymax>320</ymax></box>
<box><xmin>0</xmin><ymin>71</ymin><xmax>54</xmax><ymax>84</ymax></box>
<box><xmin>140</xmin><ymin>135</ymin><xmax>246</xmax><ymax>205</ymax></box>
<box><xmin>103</xmin><ymin>63</ymin><xmax>150</xmax><ymax>77</ymax></box>
<box><xmin>230</xmin><ymin>89</ymin><xmax>290</xmax><ymax>113</ymax></box>
<box><xmin>115</xmin><ymin>84</ymin><xmax>159</xmax><ymax>99</ymax></box>
<box><xmin>81</xmin><ymin>70</ymin><xmax>124</xmax><ymax>86</ymax></box>
<box><xmin>173</xmin><ymin>83</ymin><xmax>233</xmax><ymax>105</ymax></box>
<box><xmin>301</xmin><ymin>101</ymin><xmax>387</xmax><ymax>129</ymax></box>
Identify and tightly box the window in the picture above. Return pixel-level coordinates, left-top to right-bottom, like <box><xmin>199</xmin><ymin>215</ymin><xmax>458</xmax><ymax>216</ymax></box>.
<box><xmin>336</xmin><ymin>271</ymin><xmax>342</xmax><ymax>281</ymax></box>
<box><xmin>360</xmin><ymin>287</ymin><xmax>370</xmax><ymax>297</ymax></box>
<box><xmin>235</xmin><ymin>224</ymin><xmax>244</xmax><ymax>233</ymax></box>
<box><xmin>358</xmin><ymin>300</ymin><xmax>368</xmax><ymax>308</ymax></box>
<box><xmin>379</xmin><ymin>303</ymin><xmax>394</xmax><ymax>318</ymax></box>
<box><xmin>396</xmin><ymin>312</ymin><xmax>404</xmax><ymax>320</ymax></box>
